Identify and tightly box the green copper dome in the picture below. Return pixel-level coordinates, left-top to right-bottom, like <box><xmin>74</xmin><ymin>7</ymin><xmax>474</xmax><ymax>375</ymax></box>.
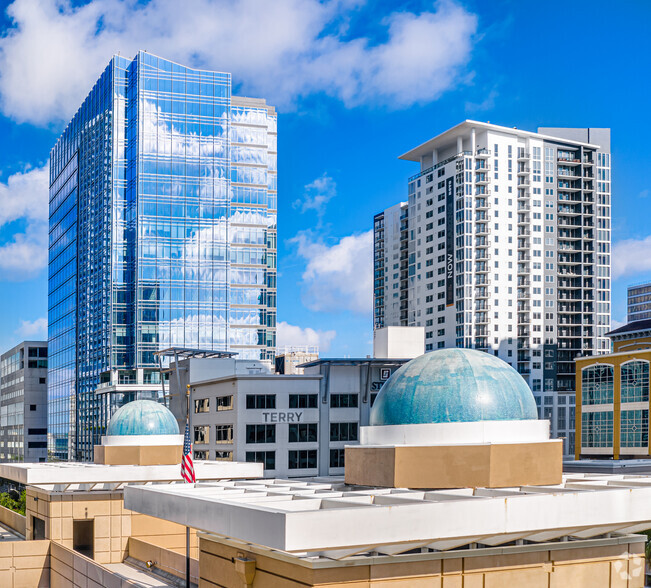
<box><xmin>106</xmin><ymin>400</ymin><xmax>179</xmax><ymax>436</ymax></box>
<box><xmin>370</xmin><ymin>349</ymin><xmax>538</xmax><ymax>426</ymax></box>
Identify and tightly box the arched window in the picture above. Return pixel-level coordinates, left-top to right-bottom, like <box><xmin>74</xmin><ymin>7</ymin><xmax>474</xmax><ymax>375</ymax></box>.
<box><xmin>581</xmin><ymin>365</ymin><xmax>614</xmax><ymax>405</ymax></box>
<box><xmin>621</xmin><ymin>360</ymin><xmax>650</xmax><ymax>403</ymax></box>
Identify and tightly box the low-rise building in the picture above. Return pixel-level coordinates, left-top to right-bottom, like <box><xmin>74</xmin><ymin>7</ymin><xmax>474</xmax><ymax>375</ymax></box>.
<box><xmin>628</xmin><ymin>282</ymin><xmax>651</xmax><ymax>322</ymax></box>
<box><xmin>125</xmin><ymin>349</ymin><xmax>651</xmax><ymax>588</ymax></box>
<box><xmin>0</xmin><ymin>341</ymin><xmax>48</xmax><ymax>463</ymax></box>
<box><xmin>274</xmin><ymin>346</ymin><xmax>319</xmax><ymax>374</ymax></box>
<box><xmin>186</xmin><ymin>357</ymin><xmax>408</xmax><ymax>477</ymax></box>
<box><xmin>575</xmin><ymin>319</ymin><xmax>651</xmax><ymax>459</ymax></box>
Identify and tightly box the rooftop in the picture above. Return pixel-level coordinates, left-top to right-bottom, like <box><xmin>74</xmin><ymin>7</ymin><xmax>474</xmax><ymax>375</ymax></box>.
<box><xmin>606</xmin><ymin>318</ymin><xmax>651</xmax><ymax>337</ymax></box>
<box><xmin>399</xmin><ymin>120</ymin><xmax>601</xmax><ymax>162</ymax></box>
<box><xmin>124</xmin><ymin>474</ymin><xmax>651</xmax><ymax>559</ymax></box>
<box><xmin>0</xmin><ymin>461</ymin><xmax>262</xmax><ymax>488</ymax></box>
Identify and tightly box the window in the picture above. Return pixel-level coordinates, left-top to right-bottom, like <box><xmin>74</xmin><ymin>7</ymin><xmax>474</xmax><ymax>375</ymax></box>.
<box><xmin>246</xmin><ymin>451</ymin><xmax>275</xmax><ymax>470</ymax></box>
<box><xmin>330</xmin><ymin>448</ymin><xmax>345</xmax><ymax>468</ymax></box>
<box><xmin>330</xmin><ymin>422</ymin><xmax>358</xmax><ymax>442</ymax></box>
<box><xmin>215</xmin><ymin>424</ymin><xmax>233</xmax><ymax>444</ymax></box>
<box><xmin>620</xmin><ymin>409</ymin><xmax>649</xmax><ymax>448</ymax></box>
<box><xmin>246</xmin><ymin>424</ymin><xmax>275</xmax><ymax>444</ymax></box>
<box><xmin>246</xmin><ymin>394</ymin><xmax>275</xmax><ymax>409</ymax></box>
<box><xmin>330</xmin><ymin>394</ymin><xmax>358</xmax><ymax>408</ymax></box>
<box><xmin>288</xmin><ymin>449</ymin><xmax>318</xmax><ymax>469</ymax></box>
<box><xmin>28</xmin><ymin>428</ymin><xmax>47</xmax><ymax>436</ymax></box>
<box><xmin>581</xmin><ymin>411</ymin><xmax>613</xmax><ymax>448</ymax></box>
<box><xmin>621</xmin><ymin>361</ymin><xmax>649</xmax><ymax>403</ymax></box>
<box><xmin>27</xmin><ymin>441</ymin><xmax>47</xmax><ymax>449</ymax></box>
<box><xmin>30</xmin><ymin>405</ymin><xmax>36</xmax><ymax>411</ymax></box>
<box><xmin>39</xmin><ymin>377</ymin><xmax>46</xmax><ymax>385</ymax></box>
<box><xmin>289</xmin><ymin>394</ymin><xmax>318</xmax><ymax>409</ymax></box>
<box><xmin>215</xmin><ymin>451</ymin><xmax>233</xmax><ymax>461</ymax></box>
<box><xmin>216</xmin><ymin>395</ymin><xmax>233</xmax><ymax>411</ymax></box>
<box><xmin>194</xmin><ymin>450</ymin><xmax>208</xmax><ymax>460</ymax></box>
<box><xmin>581</xmin><ymin>365</ymin><xmax>614</xmax><ymax>405</ymax></box>
<box><xmin>288</xmin><ymin>423</ymin><xmax>318</xmax><ymax>443</ymax></box>
<box><xmin>194</xmin><ymin>425</ymin><xmax>210</xmax><ymax>444</ymax></box>
<box><xmin>194</xmin><ymin>398</ymin><xmax>210</xmax><ymax>413</ymax></box>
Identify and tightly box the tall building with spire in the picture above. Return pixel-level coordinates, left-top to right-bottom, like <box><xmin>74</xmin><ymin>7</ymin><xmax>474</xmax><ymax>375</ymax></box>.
<box><xmin>48</xmin><ymin>52</ymin><xmax>277</xmax><ymax>461</ymax></box>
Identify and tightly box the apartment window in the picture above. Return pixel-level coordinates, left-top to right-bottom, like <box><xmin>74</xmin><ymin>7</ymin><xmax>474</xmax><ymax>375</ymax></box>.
<box><xmin>246</xmin><ymin>424</ymin><xmax>275</xmax><ymax>444</ymax></box>
<box><xmin>330</xmin><ymin>394</ymin><xmax>358</xmax><ymax>408</ymax></box>
<box><xmin>216</xmin><ymin>395</ymin><xmax>233</xmax><ymax>411</ymax></box>
<box><xmin>246</xmin><ymin>451</ymin><xmax>276</xmax><ymax>470</ymax></box>
<box><xmin>194</xmin><ymin>450</ymin><xmax>208</xmax><ymax>460</ymax></box>
<box><xmin>289</xmin><ymin>394</ymin><xmax>318</xmax><ymax>409</ymax></box>
<box><xmin>288</xmin><ymin>449</ymin><xmax>318</xmax><ymax>469</ymax></box>
<box><xmin>194</xmin><ymin>398</ymin><xmax>210</xmax><ymax>413</ymax></box>
<box><xmin>330</xmin><ymin>448</ymin><xmax>345</xmax><ymax>468</ymax></box>
<box><xmin>216</xmin><ymin>424</ymin><xmax>234</xmax><ymax>444</ymax></box>
<box><xmin>289</xmin><ymin>423</ymin><xmax>318</xmax><ymax>443</ymax></box>
<box><xmin>27</xmin><ymin>442</ymin><xmax>47</xmax><ymax>449</ymax></box>
<box><xmin>330</xmin><ymin>422</ymin><xmax>358</xmax><ymax>442</ymax></box>
<box><xmin>215</xmin><ymin>451</ymin><xmax>233</xmax><ymax>461</ymax></box>
<box><xmin>194</xmin><ymin>425</ymin><xmax>210</xmax><ymax>444</ymax></box>
<box><xmin>246</xmin><ymin>394</ymin><xmax>276</xmax><ymax>409</ymax></box>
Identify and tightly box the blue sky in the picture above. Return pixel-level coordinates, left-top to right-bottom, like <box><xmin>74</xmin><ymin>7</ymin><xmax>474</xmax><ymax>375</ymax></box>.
<box><xmin>0</xmin><ymin>0</ymin><xmax>649</xmax><ymax>356</ymax></box>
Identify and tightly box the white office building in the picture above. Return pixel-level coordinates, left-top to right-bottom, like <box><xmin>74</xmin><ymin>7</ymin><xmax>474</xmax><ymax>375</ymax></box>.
<box><xmin>164</xmin><ymin>349</ymin><xmax>410</xmax><ymax>478</ymax></box>
<box><xmin>374</xmin><ymin>121</ymin><xmax>612</xmax><ymax>455</ymax></box>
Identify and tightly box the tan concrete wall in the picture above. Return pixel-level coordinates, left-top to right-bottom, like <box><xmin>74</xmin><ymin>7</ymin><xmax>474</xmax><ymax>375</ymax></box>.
<box><xmin>345</xmin><ymin>441</ymin><xmax>562</xmax><ymax>489</ymax></box>
<box><xmin>26</xmin><ymin>487</ymin><xmax>199</xmax><ymax>565</ymax></box>
<box><xmin>199</xmin><ymin>535</ymin><xmax>646</xmax><ymax>588</ymax></box>
<box><xmin>50</xmin><ymin>541</ymin><xmax>140</xmax><ymax>588</ymax></box>
<box><xmin>0</xmin><ymin>539</ymin><xmax>49</xmax><ymax>587</ymax></box>
<box><xmin>128</xmin><ymin>537</ymin><xmax>199</xmax><ymax>584</ymax></box>
<box><xmin>94</xmin><ymin>444</ymin><xmax>183</xmax><ymax>465</ymax></box>
<box><xmin>0</xmin><ymin>503</ymin><xmax>26</xmax><ymax>536</ymax></box>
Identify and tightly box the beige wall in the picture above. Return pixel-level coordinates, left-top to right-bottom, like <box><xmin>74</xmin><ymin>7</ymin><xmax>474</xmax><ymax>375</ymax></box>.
<box><xmin>0</xmin><ymin>503</ymin><xmax>26</xmax><ymax>536</ymax></box>
<box><xmin>128</xmin><ymin>537</ymin><xmax>199</xmax><ymax>584</ymax></box>
<box><xmin>94</xmin><ymin>444</ymin><xmax>183</xmax><ymax>465</ymax></box>
<box><xmin>0</xmin><ymin>540</ymin><xmax>49</xmax><ymax>588</ymax></box>
<box><xmin>199</xmin><ymin>534</ymin><xmax>645</xmax><ymax>588</ymax></box>
<box><xmin>50</xmin><ymin>541</ymin><xmax>141</xmax><ymax>588</ymax></box>
<box><xmin>345</xmin><ymin>441</ymin><xmax>562</xmax><ymax>489</ymax></box>
<box><xmin>26</xmin><ymin>487</ymin><xmax>199</xmax><ymax>564</ymax></box>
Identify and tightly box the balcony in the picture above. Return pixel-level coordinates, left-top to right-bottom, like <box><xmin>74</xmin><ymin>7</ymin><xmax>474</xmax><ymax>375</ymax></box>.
<box><xmin>557</xmin><ymin>156</ymin><xmax>581</xmax><ymax>165</ymax></box>
<box><xmin>475</xmin><ymin>149</ymin><xmax>491</xmax><ymax>158</ymax></box>
<box><xmin>517</xmin><ymin>151</ymin><xmax>530</xmax><ymax>161</ymax></box>
<box><xmin>517</xmin><ymin>166</ymin><xmax>530</xmax><ymax>175</ymax></box>
<box><xmin>475</xmin><ymin>174</ymin><xmax>490</xmax><ymax>185</ymax></box>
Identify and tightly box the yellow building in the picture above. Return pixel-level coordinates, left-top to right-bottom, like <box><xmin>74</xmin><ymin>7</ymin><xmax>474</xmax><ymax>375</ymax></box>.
<box><xmin>575</xmin><ymin>319</ymin><xmax>651</xmax><ymax>460</ymax></box>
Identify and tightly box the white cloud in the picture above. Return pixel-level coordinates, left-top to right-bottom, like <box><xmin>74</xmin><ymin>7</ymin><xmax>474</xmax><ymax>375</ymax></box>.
<box><xmin>292</xmin><ymin>173</ymin><xmax>336</xmax><ymax>225</ymax></box>
<box><xmin>16</xmin><ymin>317</ymin><xmax>47</xmax><ymax>339</ymax></box>
<box><xmin>291</xmin><ymin>230</ymin><xmax>373</xmax><ymax>314</ymax></box>
<box><xmin>0</xmin><ymin>0</ymin><xmax>477</xmax><ymax>125</ymax></box>
<box><xmin>276</xmin><ymin>321</ymin><xmax>336</xmax><ymax>352</ymax></box>
<box><xmin>612</xmin><ymin>236</ymin><xmax>651</xmax><ymax>280</ymax></box>
<box><xmin>0</xmin><ymin>164</ymin><xmax>49</xmax><ymax>280</ymax></box>
<box><xmin>611</xmin><ymin>318</ymin><xmax>626</xmax><ymax>331</ymax></box>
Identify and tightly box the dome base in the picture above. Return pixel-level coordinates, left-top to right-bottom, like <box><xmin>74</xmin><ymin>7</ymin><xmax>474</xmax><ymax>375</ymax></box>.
<box><xmin>344</xmin><ymin>440</ymin><xmax>563</xmax><ymax>489</ymax></box>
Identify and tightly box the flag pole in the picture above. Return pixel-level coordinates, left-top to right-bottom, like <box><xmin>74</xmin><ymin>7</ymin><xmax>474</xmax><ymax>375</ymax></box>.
<box><xmin>186</xmin><ymin>383</ymin><xmax>191</xmax><ymax>588</ymax></box>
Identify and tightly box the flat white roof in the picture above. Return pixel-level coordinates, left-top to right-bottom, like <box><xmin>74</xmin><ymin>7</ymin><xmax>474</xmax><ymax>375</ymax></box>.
<box><xmin>124</xmin><ymin>474</ymin><xmax>651</xmax><ymax>557</ymax></box>
<box><xmin>400</xmin><ymin>120</ymin><xmax>600</xmax><ymax>162</ymax></box>
<box><xmin>0</xmin><ymin>461</ymin><xmax>262</xmax><ymax>486</ymax></box>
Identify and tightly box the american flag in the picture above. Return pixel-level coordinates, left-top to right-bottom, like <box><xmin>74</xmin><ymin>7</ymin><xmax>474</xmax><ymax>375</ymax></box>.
<box><xmin>181</xmin><ymin>419</ymin><xmax>195</xmax><ymax>484</ymax></box>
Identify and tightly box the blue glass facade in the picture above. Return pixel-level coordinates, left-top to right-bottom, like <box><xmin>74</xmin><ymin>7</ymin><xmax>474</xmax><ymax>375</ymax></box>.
<box><xmin>48</xmin><ymin>52</ymin><xmax>277</xmax><ymax>461</ymax></box>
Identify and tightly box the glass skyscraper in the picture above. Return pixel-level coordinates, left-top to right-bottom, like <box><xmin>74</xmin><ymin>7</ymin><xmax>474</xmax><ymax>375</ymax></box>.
<box><xmin>48</xmin><ymin>52</ymin><xmax>277</xmax><ymax>461</ymax></box>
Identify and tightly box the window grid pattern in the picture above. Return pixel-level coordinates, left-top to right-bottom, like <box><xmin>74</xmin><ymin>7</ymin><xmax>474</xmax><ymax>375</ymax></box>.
<box><xmin>581</xmin><ymin>411</ymin><xmax>613</xmax><ymax>448</ymax></box>
<box><xmin>581</xmin><ymin>365</ymin><xmax>614</xmax><ymax>405</ymax></box>
<box><xmin>620</xmin><ymin>409</ymin><xmax>649</xmax><ymax>448</ymax></box>
<box><xmin>621</xmin><ymin>361</ymin><xmax>649</xmax><ymax>403</ymax></box>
